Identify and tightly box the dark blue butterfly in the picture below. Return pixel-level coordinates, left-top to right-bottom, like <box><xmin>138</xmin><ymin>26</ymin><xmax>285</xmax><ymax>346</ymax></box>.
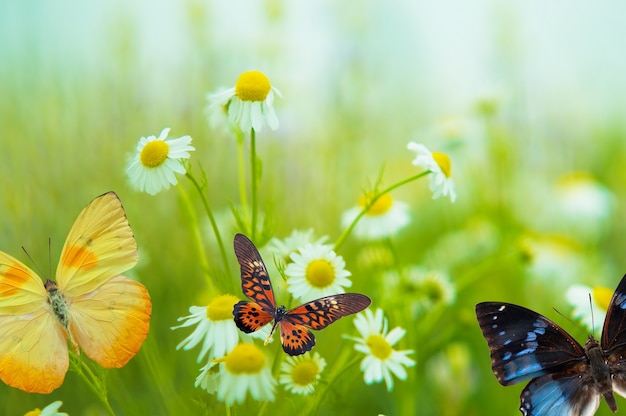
<box><xmin>476</xmin><ymin>274</ymin><xmax>626</xmax><ymax>415</ymax></box>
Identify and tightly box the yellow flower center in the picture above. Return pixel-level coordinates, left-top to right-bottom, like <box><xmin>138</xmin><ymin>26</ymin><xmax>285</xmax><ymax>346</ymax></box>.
<box><xmin>235</xmin><ymin>70</ymin><xmax>272</xmax><ymax>102</ymax></box>
<box><xmin>359</xmin><ymin>192</ymin><xmax>393</xmax><ymax>216</ymax></box>
<box><xmin>593</xmin><ymin>286</ymin><xmax>613</xmax><ymax>311</ymax></box>
<box><xmin>305</xmin><ymin>259</ymin><xmax>335</xmax><ymax>288</ymax></box>
<box><xmin>432</xmin><ymin>152</ymin><xmax>452</xmax><ymax>178</ymax></box>
<box><xmin>206</xmin><ymin>294</ymin><xmax>240</xmax><ymax>321</ymax></box>
<box><xmin>366</xmin><ymin>334</ymin><xmax>393</xmax><ymax>360</ymax></box>
<box><xmin>291</xmin><ymin>361</ymin><xmax>319</xmax><ymax>386</ymax></box>
<box><xmin>140</xmin><ymin>140</ymin><xmax>169</xmax><ymax>168</ymax></box>
<box><xmin>24</xmin><ymin>410</ymin><xmax>41</xmax><ymax>416</ymax></box>
<box><xmin>224</xmin><ymin>344</ymin><xmax>266</xmax><ymax>374</ymax></box>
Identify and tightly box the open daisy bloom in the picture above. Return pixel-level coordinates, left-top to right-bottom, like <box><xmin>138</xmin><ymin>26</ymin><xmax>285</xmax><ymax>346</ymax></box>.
<box><xmin>196</xmin><ymin>343</ymin><xmax>275</xmax><ymax>406</ymax></box>
<box><xmin>24</xmin><ymin>401</ymin><xmax>68</xmax><ymax>416</ymax></box>
<box><xmin>279</xmin><ymin>352</ymin><xmax>327</xmax><ymax>395</ymax></box>
<box><xmin>171</xmin><ymin>294</ymin><xmax>242</xmax><ymax>362</ymax></box>
<box><xmin>348</xmin><ymin>308</ymin><xmax>415</xmax><ymax>391</ymax></box>
<box><xmin>209</xmin><ymin>70</ymin><xmax>281</xmax><ymax>133</ymax></box>
<box><xmin>341</xmin><ymin>192</ymin><xmax>411</xmax><ymax>240</ymax></box>
<box><xmin>407</xmin><ymin>142</ymin><xmax>456</xmax><ymax>202</ymax></box>
<box><xmin>127</xmin><ymin>127</ymin><xmax>194</xmax><ymax>195</ymax></box>
<box><xmin>285</xmin><ymin>243</ymin><xmax>353</xmax><ymax>303</ymax></box>
<box><xmin>266</xmin><ymin>229</ymin><xmax>330</xmax><ymax>264</ymax></box>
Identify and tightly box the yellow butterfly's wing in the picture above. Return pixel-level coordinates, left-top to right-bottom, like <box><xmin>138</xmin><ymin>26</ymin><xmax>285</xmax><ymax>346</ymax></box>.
<box><xmin>55</xmin><ymin>191</ymin><xmax>151</xmax><ymax>367</ymax></box>
<box><xmin>0</xmin><ymin>252</ymin><xmax>69</xmax><ymax>393</ymax></box>
<box><xmin>56</xmin><ymin>191</ymin><xmax>138</xmax><ymax>296</ymax></box>
<box><xmin>68</xmin><ymin>274</ymin><xmax>151</xmax><ymax>368</ymax></box>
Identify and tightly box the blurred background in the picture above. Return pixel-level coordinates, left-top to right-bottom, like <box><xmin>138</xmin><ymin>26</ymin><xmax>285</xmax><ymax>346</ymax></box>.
<box><xmin>1</xmin><ymin>0</ymin><xmax>625</xmax><ymax>415</ymax></box>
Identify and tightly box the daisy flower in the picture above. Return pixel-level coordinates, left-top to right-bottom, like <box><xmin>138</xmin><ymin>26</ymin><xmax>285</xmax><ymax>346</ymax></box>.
<box><xmin>24</xmin><ymin>401</ymin><xmax>68</xmax><ymax>416</ymax></box>
<box><xmin>566</xmin><ymin>283</ymin><xmax>613</xmax><ymax>332</ymax></box>
<box><xmin>196</xmin><ymin>343</ymin><xmax>276</xmax><ymax>406</ymax></box>
<box><xmin>127</xmin><ymin>127</ymin><xmax>194</xmax><ymax>195</ymax></box>
<box><xmin>341</xmin><ymin>192</ymin><xmax>411</xmax><ymax>240</ymax></box>
<box><xmin>519</xmin><ymin>233</ymin><xmax>583</xmax><ymax>286</ymax></box>
<box><xmin>279</xmin><ymin>352</ymin><xmax>327</xmax><ymax>395</ymax></box>
<box><xmin>285</xmin><ymin>243</ymin><xmax>353</xmax><ymax>303</ymax></box>
<box><xmin>386</xmin><ymin>267</ymin><xmax>456</xmax><ymax>317</ymax></box>
<box><xmin>407</xmin><ymin>142</ymin><xmax>456</xmax><ymax>202</ymax></box>
<box><xmin>348</xmin><ymin>308</ymin><xmax>415</xmax><ymax>391</ymax></box>
<box><xmin>171</xmin><ymin>294</ymin><xmax>242</xmax><ymax>362</ymax></box>
<box><xmin>265</xmin><ymin>229</ymin><xmax>330</xmax><ymax>263</ymax></box>
<box><xmin>209</xmin><ymin>70</ymin><xmax>281</xmax><ymax>132</ymax></box>
<box><xmin>554</xmin><ymin>172</ymin><xmax>615</xmax><ymax>241</ymax></box>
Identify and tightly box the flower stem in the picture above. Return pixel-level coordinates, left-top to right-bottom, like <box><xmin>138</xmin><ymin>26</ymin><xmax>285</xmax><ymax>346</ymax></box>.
<box><xmin>307</xmin><ymin>346</ymin><xmax>361</xmax><ymax>416</ymax></box>
<box><xmin>69</xmin><ymin>353</ymin><xmax>116</xmax><ymax>416</ymax></box>
<box><xmin>177</xmin><ymin>183</ymin><xmax>213</xmax><ymax>288</ymax></box>
<box><xmin>185</xmin><ymin>171</ymin><xmax>232</xmax><ymax>279</ymax></box>
<box><xmin>250</xmin><ymin>128</ymin><xmax>259</xmax><ymax>241</ymax></box>
<box><xmin>235</xmin><ymin>129</ymin><xmax>249</xmax><ymax>221</ymax></box>
<box><xmin>334</xmin><ymin>171</ymin><xmax>430</xmax><ymax>251</ymax></box>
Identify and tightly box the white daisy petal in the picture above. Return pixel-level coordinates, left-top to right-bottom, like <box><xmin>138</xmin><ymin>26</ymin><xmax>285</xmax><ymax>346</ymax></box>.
<box><xmin>347</xmin><ymin>308</ymin><xmax>415</xmax><ymax>392</ymax></box>
<box><xmin>171</xmin><ymin>295</ymin><xmax>249</xmax><ymax>363</ymax></box>
<box><xmin>127</xmin><ymin>128</ymin><xmax>195</xmax><ymax>195</ymax></box>
<box><xmin>285</xmin><ymin>243</ymin><xmax>353</xmax><ymax>303</ymax></box>
<box><xmin>208</xmin><ymin>71</ymin><xmax>280</xmax><ymax>133</ymax></box>
<box><xmin>407</xmin><ymin>141</ymin><xmax>456</xmax><ymax>203</ymax></box>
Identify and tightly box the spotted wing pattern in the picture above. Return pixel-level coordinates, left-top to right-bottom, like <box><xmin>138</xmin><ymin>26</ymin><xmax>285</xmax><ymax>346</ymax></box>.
<box><xmin>285</xmin><ymin>293</ymin><xmax>372</xmax><ymax>330</ymax></box>
<box><xmin>233</xmin><ymin>300</ymin><xmax>274</xmax><ymax>333</ymax></box>
<box><xmin>233</xmin><ymin>234</ymin><xmax>275</xmax><ymax>312</ymax></box>
<box><xmin>475</xmin><ymin>302</ymin><xmax>586</xmax><ymax>386</ymax></box>
<box><xmin>280</xmin><ymin>293</ymin><xmax>372</xmax><ymax>355</ymax></box>
<box><xmin>279</xmin><ymin>320</ymin><xmax>316</xmax><ymax>356</ymax></box>
<box><xmin>232</xmin><ymin>234</ymin><xmax>372</xmax><ymax>356</ymax></box>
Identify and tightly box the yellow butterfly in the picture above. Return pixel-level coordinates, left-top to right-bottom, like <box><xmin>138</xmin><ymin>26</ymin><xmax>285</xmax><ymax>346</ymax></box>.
<box><xmin>0</xmin><ymin>191</ymin><xmax>152</xmax><ymax>394</ymax></box>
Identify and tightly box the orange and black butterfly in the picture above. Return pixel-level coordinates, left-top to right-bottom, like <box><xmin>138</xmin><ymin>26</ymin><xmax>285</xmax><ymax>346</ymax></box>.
<box><xmin>232</xmin><ymin>233</ymin><xmax>371</xmax><ymax>356</ymax></box>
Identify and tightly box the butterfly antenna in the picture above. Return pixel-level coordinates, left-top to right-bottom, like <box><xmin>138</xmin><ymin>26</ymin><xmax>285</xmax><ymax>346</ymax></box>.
<box><xmin>48</xmin><ymin>237</ymin><xmax>53</xmax><ymax>279</ymax></box>
<box><xmin>552</xmin><ymin>307</ymin><xmax>585</xmax><ymax>334</ymax></box>
<box><xmin>21</xmin><ymin>246</ymin><xmax>46</xmax><ymax>279</ymax></box>
<box><xmin>588</xmin><ymin>293</ymin><xmax>596</xmax><ymax>336</ymax></box>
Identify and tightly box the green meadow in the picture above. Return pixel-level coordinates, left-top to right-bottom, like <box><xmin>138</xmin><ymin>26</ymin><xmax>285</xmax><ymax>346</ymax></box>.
<box><xmin>1</xmin><ymin>1</ymin><xmax>626</xmax><ymax>415</ymax></box>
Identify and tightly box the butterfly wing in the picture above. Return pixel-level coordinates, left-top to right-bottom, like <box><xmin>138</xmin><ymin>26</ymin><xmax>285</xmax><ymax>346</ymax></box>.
<box><xmin>602</xmin><ymin>274</ymin><xmax>626</xmax><ymax>351</ymax></box>
<box><xmin>56</xmin><ymin>192</ymin><xmax>138</xmax><ymax>296</ymax></box>
<box><xmin>68</xmin><ymin>274</ymin><xmax>151</xmax><ymax>368</ymax></box>
<box><xmin>57</xmin><ymin>192</ymin><xmax>151</xmax><ymax>368</ymax></box>
<box><xmin>280</xmin><ymin>293</ymin><xmax>372</xmax><ymax>356</ymax></box>
<box><xmin>233</xmin><ymin>300</ymin><xmax>274</xmax><ymax>333</ymax></box>
<box><xmin>475</xmin><ymin>302</ymin><xmax>586</xmax><ymax>386</ymax></box>
<box><xmin>233</xmin><ymin>233</ymin><xmax>276</xmax><ymax>312</ymax></box>
<box><xmin>519</xmin><ymin>370</ymin><xmax>599</xmax><ymax>416</ymax></box>
<box><xmin>602</xmin><ymin>274</ymin><xmax>626</xmax><ymax>400</ymax></box>
<box><xmin>0</xmin><ymin>252</ymin><xmax>69</xmax><ymax>393</ymax></box>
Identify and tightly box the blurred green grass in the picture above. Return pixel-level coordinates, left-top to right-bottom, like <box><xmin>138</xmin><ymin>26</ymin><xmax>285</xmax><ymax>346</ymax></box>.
<box><xmin>1</xmin><ymin>1</ymin><xmax>626</xmax><ymax>415</ymax></box>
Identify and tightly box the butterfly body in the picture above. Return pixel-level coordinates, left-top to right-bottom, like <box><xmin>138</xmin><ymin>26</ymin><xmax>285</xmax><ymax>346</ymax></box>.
<box><xmin>584</xmin><ymin>337</ymin><xmax>616</xmax><ymax>411</ymax></box>
<box><xmin>0</xmin><ymin>192</ymin><xmax>151</xmax><ymax>393</ymax></box>
<box><xmin>232</xmin><ymin>233</ymin><xmax>371</xmax><ymax>356</ymax></box>
<box><xmin>46</xmin><ymin>279</ymin><xmax>70</xmax><ymax>330</ymax></box>
<box><xmin>476</xmin><ymin>275</ymin><xmax>626</xmax><ymax>415</ymax></box>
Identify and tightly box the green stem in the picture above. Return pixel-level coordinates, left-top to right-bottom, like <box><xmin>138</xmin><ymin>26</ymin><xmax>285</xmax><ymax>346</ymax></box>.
<box><xmin>236</xmin><ymin>128</ymin><xmax>249</xmax><ymax>221</ymax></box>
<box><xmin>69</xmin><ymin>353</ymin><xmax>116</xmax><ymax>416</ymax></box>
<box><xmin>308</xmin><ymin>347</ymin><xmax>361</xmax><ymax>416</ymax></box>
<box><xmin>177</xmin><ymin>183</ymin><xmax>213</xmax><ymax>288</ymax></box>
<box><xmin>250</xmin><ymin>128</ymin><xmax>258</xmax><ymax>240</ymax></box>
<box><xmin>185</xmin><ymin>171</ymin><xmax>232</xmax><ymax>279</ymax></box>
<box><xmin>334</xmin><ymin>171</ymin><xmax>430</xmax><ymax>251</ymax></box>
